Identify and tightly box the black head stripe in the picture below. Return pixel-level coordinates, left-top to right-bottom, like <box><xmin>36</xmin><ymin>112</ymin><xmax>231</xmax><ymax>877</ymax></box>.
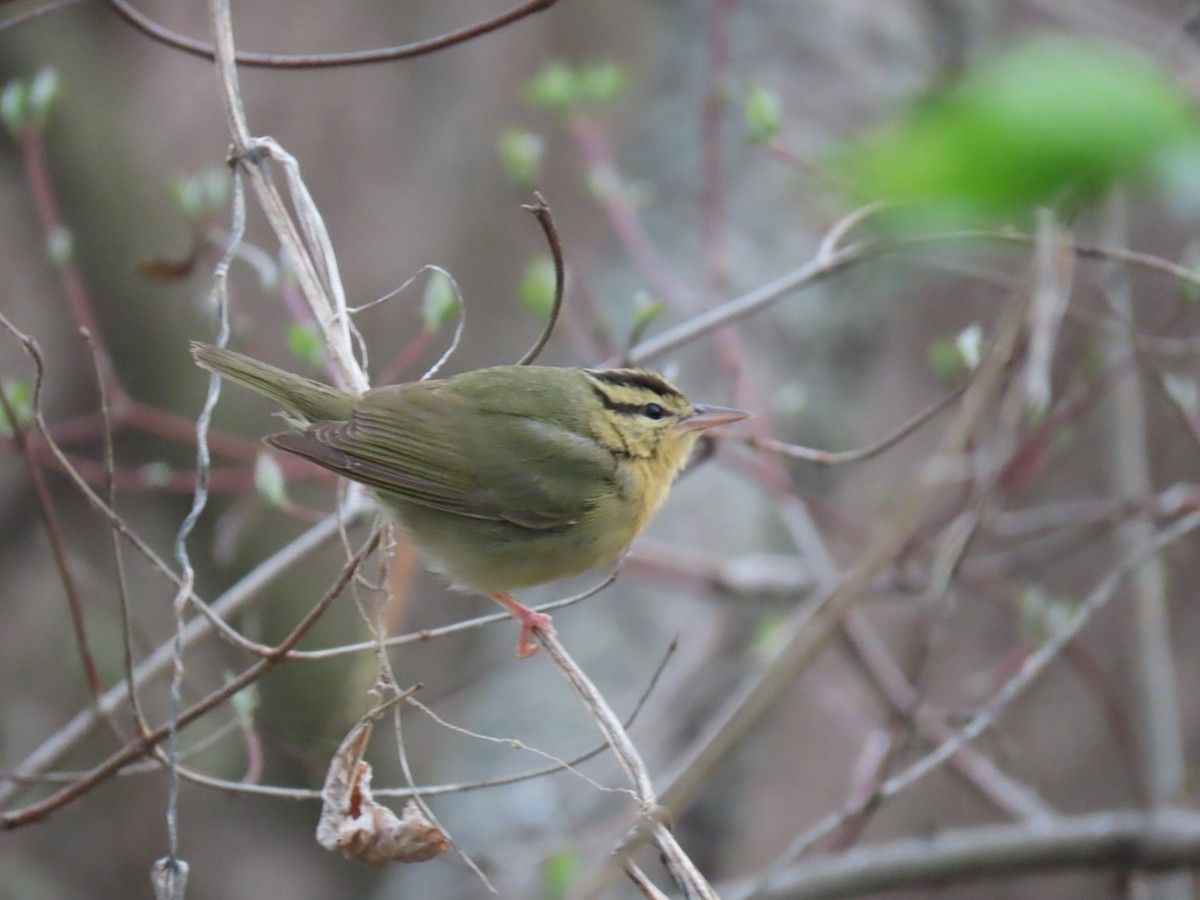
<box><xmin>589</xmin><ymin>384</ymin><xmax>645</xmax><ymax>416</ymax></box>
<box><xmin>588</xmin><ymin>369</ymin><xmax>682</xmax><ymax>399</ymax></box>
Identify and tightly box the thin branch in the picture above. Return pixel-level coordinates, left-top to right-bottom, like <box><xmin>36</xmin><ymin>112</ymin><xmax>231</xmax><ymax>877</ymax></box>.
<box><xmin>739</xmin><ymin>810</ymin><xmax>1200</xmax><ymax>900</ymax></box>
<box><xmin>105</xmin><ymin>0</ymin><xmax>558</xmax><ymax>68</ymax></box>
<box><xmin>515</xmin><ymin>192</ymin><xmax>565</xmax><ymax>366</ymax></box>
<box><xmin>566</xmin><ymin>115</ymin><xmax>697</xmax><ymax>312</ymax></box>
<box><xmin>700</xmin><ymin>0</ymin><xmax>735</xmax><ymax>291</ymax></box>
<box><xmin>207</xmin><ymin>0</ymin><xmax>366</xmax><ymax>393</ymax></box>
<box><xmin>0</xmin><ymin>501</ymin><xmax>367</xmax><ymax>808</ymax></box>
<box><xmin>82</xmin><ymin>326</ymin><xmax>149</xmax><ymax>737</ymax></box>
<box><xmin>622</xmin><ymin>228</ymin><xmax>1200</xmax><ymax>368</ymax></box>
<box><xmin>0</xmin><ymin>0</ymin><xmax>78</xmax><ymax>34</ymax></box>
<box><xmin>537</xmin><ymin>631</ymin><xmax>718</xmax><ymax>900</ymax></box>
<box><xmin>735</xmin><ymin>381</ymin><xmax>966</xmax><ymax>465</ymax></box>
<box><xmin>407</xmin><ymin>697</ymin><xmax>630</xmax><ymax>799</ymax></box>
<box><xmin>1</xmin><ymin>530</ymin><xmax>382</xmax><ymax>830</ymax></box>
<box><xmin>659</xmin><ymin>281</ymin><xmax>1032</xmax><ymax>817</ymax></box>
<box><xmin>0</xmin><ymin>352</ymin><xmax>102</xmax><ymax>701</ymax></box>
<box><xmin>750</xmin><ymin>509</ymin><xmax>1200</xmax><ymax>883</ymax></box>
<box><xmin>16</xmin><ymin>119</ymin><xmax>117</xmax><ymax>390</ymax></box>
<box><xmin>110</xmin><ymin>637</ymin><xmax>678</xmax><ymax>802</ymax></box>
<box><xmin>1097</xmin><ymin>195</ymin><xmax>1191</xmax><ymax>900</ymax></box>
<box><xmin>842</xmin><ymin>609</ymin><xmax>1056</xmax><ymax>822</ymax></box>
<box><xmin>281</xmin><ymin>566</ymin><xmax>621</xmax><ymax>660</ymax></box>
<box><xmin>0</xmin><ymin>311</ymin><xmax>273</xmax><ymax>655</ymax></box>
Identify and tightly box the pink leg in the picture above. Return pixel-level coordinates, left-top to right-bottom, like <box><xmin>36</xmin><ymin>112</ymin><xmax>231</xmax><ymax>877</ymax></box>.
<box><xmin>491</xmin><ymin>593</ymin><xmax>556</xmax><ymax>658</ymax></box>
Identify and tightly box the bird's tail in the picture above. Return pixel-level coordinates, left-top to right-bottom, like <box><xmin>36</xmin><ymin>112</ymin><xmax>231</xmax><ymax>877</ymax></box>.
<box><xmin>190</xmin><ymin>342</ymin><xmax>356</xmax><ymax>422</ymax></box>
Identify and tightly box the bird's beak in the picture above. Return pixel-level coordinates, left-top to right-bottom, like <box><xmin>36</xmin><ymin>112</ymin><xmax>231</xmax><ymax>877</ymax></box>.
<box><xmin>679</xmin><ymin>404</ymin><xmax>750</xmax><ymax>432</ymax></box>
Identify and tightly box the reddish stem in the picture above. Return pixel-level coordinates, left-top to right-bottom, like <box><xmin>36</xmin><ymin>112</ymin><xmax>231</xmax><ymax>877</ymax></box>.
<box><xmin>567</xmin><ymin>115</ymin><xmax>696</xmax><ymax>312</ymax></box>
<box><xmin>19</xmin><ymin>127</ymin><xmax>120</xmax><ymax>394</ymax></box>
<box><xmin>701</xmin><ymin>0</ymin><xmax>736</xmax><ymax>292</ymax></box>
<box><xmin>0</xmin><ymin>386</ymin><xmax>104</xmax><ymax>700</ymax></box>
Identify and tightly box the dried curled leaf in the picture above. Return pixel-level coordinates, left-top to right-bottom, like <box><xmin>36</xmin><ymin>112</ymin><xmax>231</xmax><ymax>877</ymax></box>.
<box><xmin>316</xmin><ymin>696</ymin><xmax>448</xmax><ymax>866</ymax></box>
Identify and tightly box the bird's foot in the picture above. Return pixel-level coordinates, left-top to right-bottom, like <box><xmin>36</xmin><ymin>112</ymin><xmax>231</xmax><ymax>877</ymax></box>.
<box><xmin>491</xmin><ymin>593</ymin><xmax>556</xmax><ymax>658</ymax></box>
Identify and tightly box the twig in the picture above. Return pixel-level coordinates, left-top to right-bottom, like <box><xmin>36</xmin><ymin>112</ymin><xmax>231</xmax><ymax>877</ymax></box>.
<box><xmin>516</xmin><ymin>192</ymin><xmax>565</xmax><ymax>366</ymax></box>
<box><xmin>207</xmin><ymin>0</ymin><xmax>366</xmax><ymax>393</ymax></box>
<box><xmin>738</xmin><ymin>810</ymin><xmax>1200</xmax><ymax>900</ymax></box>
<box><xmin>407</xmin><ymin>697</ymin><xmax>629</xmax><ymax>798</ymax></box>
<box><xmin>0</xmin><ymin>501</ymin><xmax>367</xmax><ymax>808</ymax></box>
<box><xmin>621</xmin><ymin>228</ymin><xmax>1200</xmax><ymax>368</ymax></box>
<box><xmin>82</xmin><ymin>327</ymin><xmax>149</xmax><ymax>737</ymax></box>
<box><xmin>281</xmin><ymin>567</ymin><xmax>621</xmax><ymax>660</ymax></box>
<box><xmin>841</xmin><ymin>610</ymin><xmax>1056</xmax><ymax>822</ymax></box>
<box><xmin>1</xmin><ymin>530</ymin><xmax>382</xmax><ymax>830</ymax></box>
<box><xmin>660</xmin><ymin>279</ymin><xmax>1031</xmax><ymax>813</ymax></box>
<box><xmin>16</xmin><ymin>113</ymin><xmax>117</xmax><ymax>391</ymax></box>
<box><xmin>701</xmin><ymin>0</ymin><xmax>735</xmax><ymax>291</ymax></box>
<box><xmin>626</xmin><ymin>861</ymin><xmax>672</xmax><ymax>900</ymax></box>
<box><xmin>0</xmin><ymin>375</ymin><xmax>102</xmax><ymax>700</ymax></box>
<box><xmin>105</xmin><ymin>637</ymin><xmax>678</xmax><ymax>801</ymax></box>
<box><xmin>0</xmin><ymin>311</ymin><xmax>294</xmax><ymax>658</ymax></box>
<box><xmin>536</xmin><ymin>631</ymin><xmax>718</xmax><ymax>900</ymax></box>
<box><xmin>0</xmin><ymin>0</ymin><xmax>79</xmax><ymax>34</ymax></box>
<box><xmin>1096</xmin><ymin>195</ymin><xmax>1191</xmax><ymax>900</ymax></box>
<box><xmin>748</xmin><ymin>509</ymin><xmax>1200</xmax><ymax>883</ymax></box>
<box><xmin>105</xmin><ymin>0</ymin><xmax>558</xmax><ymax>68</ymax></box>
<box><xmin>160</xmin><ymin>153</ymin><xmax>244</xmax><ymax>870</ymax></box>
<box><xmin>622</xmin><ymin>238</ymin><xmax>875</xmax><ymax>366</ymax></box>
<box><xmin>1023</xmin><ymin>209</ymin><xmax>1075</xmax><ymax>413</ymax></box>
<box><xmin>735</xmin><ymin>382</ymin><xmax>966</xmax><ymax>465</ymax></box>
<box><xmin>566</xmin><ymin>115</ymin><xmax>697</xmax><ymax>312</ymax></box>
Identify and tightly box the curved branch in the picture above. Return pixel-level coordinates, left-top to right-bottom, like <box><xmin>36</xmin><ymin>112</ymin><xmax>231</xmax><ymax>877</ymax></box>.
<box><xmin>516</xmin><ymin>192</ymin><xmax>566</xmax><ymax>366</ymax></box>
<box><xmin>104</xmin><ymin>0</ymin><xmax>558</xmax><ymax>68</ymax></box>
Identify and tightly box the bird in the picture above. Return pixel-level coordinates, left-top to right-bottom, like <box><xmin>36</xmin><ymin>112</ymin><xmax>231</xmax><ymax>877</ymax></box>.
<box><xmin>191</xmin><ymin>342</ymin><xmax>748</xmax><ymax>657</ymax></box>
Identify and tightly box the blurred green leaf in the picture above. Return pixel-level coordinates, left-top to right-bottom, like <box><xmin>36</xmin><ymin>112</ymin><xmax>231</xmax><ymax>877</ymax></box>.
<box><xmin>751</xmin><ymin>614</ymin><xmax>788</xmax><ymax>661</ymax></box>
<box><xmin>1</xmin><ymin>79</ymin><xmax>27</xmax><ymax>137</ymax></box>
<box><xmin>287</xmin><ymin>322</ymin><xmax>324</xmax><ymax>368</ymax></box>
<box><xmin>173</xmin><ymin>167</ymin><xmax>231</xmax><ymax>221</ymax></box>
<box><xmin>523</xmin><ymin>62</ymin><xmax>577</xmax><ymax>114</ymax></box>
<box><xmin>522</xmin><ymin>61</ymin><xmax>628</xmax><ymax>114</ymax></box>
<box><xmin>771</xmin><ymin>381</ymin><xmax>809</xmax><ymax>418</ymax></box>
<box><xmin>199</xmin><ymin>166</ymin><xmax>230</xmax><ymax>210</ymax></box>
<box><xmin>254</xmin><ymin>453</ymin><xmax>287</xmax><ymax>508</ymax></box>
<box><xmin>745</xmin><ymin>84</ymin><xmax>781</xmax><ymax>145</ymax></box>
<box><xmin>576</xmin><ymin>63</ymin><xmax>628</xmax><ymax>106</ymax></box>
<box><xmin>838</xmin><ymin>36</ymin><xmax>1200</xmax><ymax>222</ymax></box>
<box><xmin>1018</xmin><ymin>586</ymin><xmax>1074</xmax><ymax>641</ymax></box>
<box><xmin>955</xmin><ymin>323</ymin><xmax>982</xmax><ymax>370</ymax></box>
<box><xmin>497</xmin><ymin>126</ymin><xmax>544</xmax><ymax>188</ymax></box>
<box><xmin>227</xmin><ymin>677</ymin><xmax>260</xmax><ymax>720</ymax></box>
<box><xmin>45</xmin><ymin>225</ymin><xmax>73</xmax><ymax>267</ymax></box>
<box><xmin>631</xmin><ymin>290</ymin><xmax>664</xmax><ymax>334</ymax></box>
<box><xmin>519</xmin><ymin>255</ymin><xmax>558</xmax><ymax>318</ymax></box>
<box><xmin>139</xmin><ymin>462</ymin><xmax>172</xmax><ymax>488</ymax></box>
<box><xmin>540</xmin><ymin>850</ymin><xmax>579</xmax><ymax>900</ymax></box>
<box><xmin>421</xmin><ymin>269</ymin><xmax>459</xmax><ymax>331</ymax></box>
<box><xmin>27</xmin><ymin>68</ymin><xmax>60</xmax><ymax>124</ymax></box>
<box><xmin>173</xmin><ymin>175</ymin><xmax>204</xmax><ymax>219</ymax></box>
<box><xmin>0</xmin><ymin>379</ymin><xmax>32</xmax><ymax>436</ymax></box>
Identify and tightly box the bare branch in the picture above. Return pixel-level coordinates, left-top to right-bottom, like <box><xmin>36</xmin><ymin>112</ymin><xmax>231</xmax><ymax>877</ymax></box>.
<box><xmin>105</xmin><ymin>0</ymin><xmax>558</xmax><ymax>68</ymax></box>
<box><xmin>739</xmin><ymin>811</ymin><xmax>1200</xmax><ymax>900</ymax></box>
<box><xmin>516</xmin><ymin>192</ymin><xmax>566</xmax><ymax>366</ymax></box>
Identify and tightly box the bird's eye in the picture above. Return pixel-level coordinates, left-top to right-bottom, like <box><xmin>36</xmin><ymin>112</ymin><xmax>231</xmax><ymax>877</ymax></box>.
<box><xmin>642</xmin><ymin>403</ymin><xmax>666</xmax><ymax>420</ymax></box>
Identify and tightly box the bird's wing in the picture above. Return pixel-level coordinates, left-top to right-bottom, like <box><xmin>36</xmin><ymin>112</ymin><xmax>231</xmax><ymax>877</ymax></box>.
<box><xmin>267</xmin><ymin>382</ymin><xmax>615</xmax><ymax>531</ymax></box>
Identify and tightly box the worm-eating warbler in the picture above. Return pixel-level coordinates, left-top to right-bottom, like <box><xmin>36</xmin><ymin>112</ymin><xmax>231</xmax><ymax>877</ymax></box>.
<box><xmin>191</xmin><ymin>342</ymin><xmax>747</xmax><ymax>656</ymax></box>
